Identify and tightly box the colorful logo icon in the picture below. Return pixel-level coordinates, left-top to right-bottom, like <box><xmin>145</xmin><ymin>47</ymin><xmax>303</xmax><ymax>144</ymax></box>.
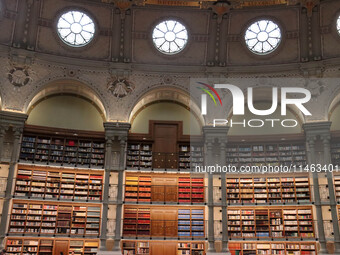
<box><xmin>196</xmin><ymin>82</ymin><xmax>223</xmax><ymax>106</ymax></box>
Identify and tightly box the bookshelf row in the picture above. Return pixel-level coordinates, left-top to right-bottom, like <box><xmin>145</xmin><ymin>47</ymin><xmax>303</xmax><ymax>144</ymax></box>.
<box><xmin>122</xmin><ymin>241</ymin><xmax>205</xmax><ymax>255</ymax></box>
<box><xmin>331</xmin><ymin>141</ymin><xmax>340</xmax><ymax>166</ymax></box>
<box><xmin>126</xmin><ymin>143</ymin><xmax>204</xmax><ymax>170</ymax></box>
<box><xmin>125</xmin><ymin>174</ymin><xmax>204</xmax><ymax>203</ymax></box>
<box><xmin>229</xmin><ymin>241</ymin><xmax>317</xmax><ymax>255</ymax></box>
<box><xmin>333</xmin><ymin>175</ymin><xmax>340</xmax><ymax>203</ymax></box>
<box><xmin>226</xmin><ymin>176</ymin><xmax>311</xmax><ymax>204</ymax></box>
<box><xmin>6</xmin><ymin>238</ymin><xmax>99</xmax><ymax>255</ymax></box>
<box><xmin>226</xmin><ymin>142</ymin><xmax>307</xmax><ymax>167</ymax></box>
<box><xmin>20</xmin><ymin>134</ymin><xmax>105</xmax><ymax>167</ymax></box>
<box><xmin>227</xmin><ymin>206</ymin><xmax>314</xmax><ymax>238</ymax></box>
<box><xmin>9</xmin><ymin>200</ymin><xmax>101</xmax><ymax>236</ymax></box>
<box><xmin>123</xmin><ymin>206</ymin><xmax>205</xmax><ymax>238</ymax></box>
<box><xmin>14</xmin><ymin>166</ymin><xmax>103</xmax><ymax>201</ymax></box>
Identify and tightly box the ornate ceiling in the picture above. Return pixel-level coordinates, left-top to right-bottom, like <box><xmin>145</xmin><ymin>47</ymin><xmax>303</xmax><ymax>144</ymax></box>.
<box><xmin>101</xmin><ymin>0</ymin><xmax>320</xmax><ymax>9</ymax></box>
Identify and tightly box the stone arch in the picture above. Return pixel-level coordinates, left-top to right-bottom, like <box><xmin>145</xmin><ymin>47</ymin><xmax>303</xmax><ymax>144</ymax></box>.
<box><xmin>24</xmin><ymin>79</ymin><xmax>107</xmax><ymax>121</ymax></box>
<box><xmin>128</xmin><ymin>86</ymin><xmax>205</xmax><ymax>129</ymax></box>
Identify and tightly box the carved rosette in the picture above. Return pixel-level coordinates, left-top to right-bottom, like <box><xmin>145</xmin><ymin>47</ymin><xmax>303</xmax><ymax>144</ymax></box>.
<box><xmin>7</xmin><ymin>66</ymin><xmax>32</xmax><ymax>87</ymax></box>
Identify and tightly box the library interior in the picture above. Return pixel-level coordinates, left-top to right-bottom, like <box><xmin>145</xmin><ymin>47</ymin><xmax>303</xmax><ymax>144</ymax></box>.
<box><xmin>1</xmin><ymin>0</ymin><xmax>340</xmax><ymax>255</ymax></box>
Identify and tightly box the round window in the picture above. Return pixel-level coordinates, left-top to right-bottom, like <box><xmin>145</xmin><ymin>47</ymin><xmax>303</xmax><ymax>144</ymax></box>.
<box><xmin>152</xmin><ymin>20</ymin><xmax>188</xmax><ymax>55</ymax></box>
<box><xmin>245</xmin><ymin>20</ymin><xmax>281</xmax><ymax>55</ymax></box>
<box><xmin>57</xmin><ymin>10</ymin><xmax>95</xmax><ymax>47</ymax></box>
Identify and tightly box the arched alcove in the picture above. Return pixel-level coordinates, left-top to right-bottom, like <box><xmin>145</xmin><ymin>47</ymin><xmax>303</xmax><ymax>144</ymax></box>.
<box><xmin>330</xmin><ymin>102</ymin><xmax>340</xmax><ymax>131</ymax></box>
<box><xmin>129</xmin><ymin>87</ymin><xmax>204</xmax><ymax>135</ymax></box>
<box><xmin>131</xmin><ymin>101</ymin><xmax>201</xmax><ymax>135</ymax></box>
<box><xmin>26</xmin><ymin>94</ymin><xmax>105</xmax><ymax>131</ymax></box>
<box><xmin>25</xmin><ymin>79</ymin><xmax>107</xmax><ymax>120</ymax></box>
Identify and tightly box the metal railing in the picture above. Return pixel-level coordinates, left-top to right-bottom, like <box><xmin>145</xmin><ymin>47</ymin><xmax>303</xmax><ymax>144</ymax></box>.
<box><xmin>126</xmin><ymin>152</ymin><xmax>203</xmax><ymax>170</ymax></box>
<box><xmin>5</xmin><ymin>217</ymin><xmax>340</xmax><ymax>242</ymax></box>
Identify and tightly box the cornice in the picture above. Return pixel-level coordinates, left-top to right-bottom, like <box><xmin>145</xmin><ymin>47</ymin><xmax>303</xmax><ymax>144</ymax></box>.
<box><xmin>1</xmin><ymin>45</ymin><xmax>340</xmax><ymax>76</ymax></box>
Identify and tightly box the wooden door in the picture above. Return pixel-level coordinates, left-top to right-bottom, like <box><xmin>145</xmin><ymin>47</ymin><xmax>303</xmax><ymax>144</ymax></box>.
<box><xmin>54</xmin><ymin>240</ymin><xmax>69</xmax><ymax>255</ymax></box>
<box><xmin>153</xmin><ymin>124</ymin><xmax>178</xmax><ymax>169</ymax></box>
<box><xmin>151</xmin><ymin>209</ymin><xmax>164</xmax><ymax>237</ymax></box>
<box><xmin>164</xmin><ymin>209</ymin><xmax>177</xmax><ymax>237</ymax></box>
<box><xmin>151</xmin><ymin>177</ymin><xmax>165</xmax><ymax>202</ymax></box>
<box><xmin>164</xmin><ymin>178</ymin><xmax>178</xmax><ymax>202</ymax></box>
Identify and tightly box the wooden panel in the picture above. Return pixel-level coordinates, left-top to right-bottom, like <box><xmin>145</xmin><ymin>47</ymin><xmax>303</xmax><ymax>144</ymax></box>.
<box><xmin>151</xmin><ymin>177</ymin><xmax>178</xmax><ymax>202</ymax></box>
<box><xmin>150</xmin><ymin>242</ymin><xmax>164</xmax><ymax>255</ymax></box>
<box><xmin>163</xmin><ymin>242</ymin><xmax>177</xmax><ymax>255</ymax></box>
<box><xmin>151</xmin><ymin>209</ymin><xmax>164</xmax><ymax>237</ymax></box>
<box><xmin>164</xmin><ymin>210</ymin><xmax>177</xmax><ymax>237</ymax></box>
<box><xmin>151</xmin><ymin>177</ymin><xmax>165</xmax><ymax>202</ymax></box>
<box><xmin>153</xmin><ymin>124</ymin><xmax>177</xmax><ymax>153</ymax></box>
<box><xmin>153</xmin><ymin>124</ymin><xmax>178</xmax><ymax>169</ymax></box>
<box><xmin>54</xmin><ymin>240</ymin><xmax>69</xmax><ymax>255</ymax></box>
<box><xmin>164</xmin><ymin>178</ymin><xmax>178</xmax><ymax>202</ymax></box>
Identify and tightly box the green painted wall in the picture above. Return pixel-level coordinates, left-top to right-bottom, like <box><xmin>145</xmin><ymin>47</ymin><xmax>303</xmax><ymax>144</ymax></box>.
<box><xmin>331</xmin><ymin>104</ymin><xmax>340</xmax><ymax>131</ymax></box>
<box><xmin>228</xmin><ymin>102</ymin><xmax>302</xmax><ymax>135</ymax></box>
<box><xmin>131</xmin><ymin>102</ymin><xmax>201</xmax><ymax>135</ymax></box>
<box><xmin>27</xmin><ymin>95</ymin><xmax>104</xmax><ymax>131</ymax></box>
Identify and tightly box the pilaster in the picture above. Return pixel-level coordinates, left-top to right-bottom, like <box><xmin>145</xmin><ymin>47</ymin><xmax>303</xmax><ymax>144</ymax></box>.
<box><xmin>203</xmin><ymin>126</ymin><xmax>230</xmax><ymax>254</ymax></box>
<box><xmin>0</xmin><ymin>111</ymin><xmax>27</xmax><ymax>249</ymax></box>
<box><xmin>99</xmin><ymin>122</ymin><xmax>130</xmax><ymax>253</ymax></box>
<box><xmin>303</xmin><ymin>122</ymin><xmax>332</xmax><ymax>254</ymax></box>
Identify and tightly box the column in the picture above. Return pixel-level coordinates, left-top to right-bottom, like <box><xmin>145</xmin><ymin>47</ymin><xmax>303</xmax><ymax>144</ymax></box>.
<box><xmin>113</xmin><ymin>135</ymin><xmax>126</xmax><ymax>251</ymax></box>
<box><xmin>0</xmin><ymin>127</ymin><xmax>6</xmax><ymax>162</ymax></box>
<box><xmin>100</xmin><ymin>134</ymin><xmax>114</xmax><ymax>250</ymax></box>
<box><xmin>204</xmin><ymin>126</ymin><xmax>229</xmax><ymax>254</ymax></box>
<box><xmin>206</xmin><ymin>138</ymin><xmax>216</xmax><ymax>252</ymax></box>
<box><xmin>99</xmin><ymin>122</ymin><xmax>130</xmax><ymax>255</ymax></box>
<box><xmin>322</xmin><ymin>134</ymin><xmax>340</xmax><ymax>253</ymax></box>
<box><xmin>0</xmin><ymin>111</ymin><xmax>27</xmax><ymax>248</ymax></box>
<box><xmin>220</xmin><ymin>140</ymin><xmax>230</xmax><ymax>254</ymax></box>
<box><xmin>307</xmin><ymin>136</ymin><xmax>327</xmax><ymax>254</ymax></box>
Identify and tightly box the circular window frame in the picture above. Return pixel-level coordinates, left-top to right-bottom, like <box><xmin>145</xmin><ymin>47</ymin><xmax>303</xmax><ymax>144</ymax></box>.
<box><xmin>332</xmin><ymin>10</ymin><xmax>340</xmax><ymax>40</ymax></box>
<box><xmin>54</xmin><ymin>7</ymin><xmax>99</xmax><ymax>51</ymax></box>
<box><xmin>241</xmin><ymin>16</ymin><xmax>285</xmax><ymax>58</ymax></box>
<box><xmin>149</xmin><ymin>17</ymin><xmax>191</xmax><ymax>57</ymax></box>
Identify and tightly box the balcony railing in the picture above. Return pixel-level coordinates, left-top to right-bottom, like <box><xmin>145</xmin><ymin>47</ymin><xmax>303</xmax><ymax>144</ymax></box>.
<box><xmin>126</xmin><ymin>152</ymin><xmax>203</xmax><ymax>170</ymax></box>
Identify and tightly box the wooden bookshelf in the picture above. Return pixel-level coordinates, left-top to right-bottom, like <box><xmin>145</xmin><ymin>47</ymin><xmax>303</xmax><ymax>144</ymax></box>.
<box><xmin>226</xmin><ymin>142</ymin><xmax>306</xmax><ymax>167</ymax></box>
<box><xmin>334</xmin><ymin>175</ymin><xmax>340</xmax><ymax>203</ymax></box>
<box><xmin>127</xmin><ymin>143</ymin><xmax>153</xmax><ymax>169</ymax></box>
<box><xmin>227</xmin><ymin>206</ymin><xmax>314</xmax><ymax>239</ymax></box>
<box><xmin>14</xmin><ymin>166</ymin><xmax>103</xmax><ymax>201</ymax></box>
<box><xmin>331</xmin><ymin>140</ymin><xmax>340</xmax><ymax>166</ymax></box>
<box><xmin>9</xmin><ymin>200</ymin><xmax>101</xmax><ymax>236</ymax></box>
<box><xmin>124</xmin><ymin>173</ymin><xmax>204</xmax><ymax>204</ymax></box>
<box><xmin>122</xmin><ymin>241</ymin><xmax>205</xmax><ymax>255</ymax></box>
<box><xmin>20</xmin><ymin>127</ymin><xmax>105</xmax><ymax>168</ymax></box>
<box><xmin>5</xmin><ymin>238</ymin><xmax>99</xmax><ymax>255</ymax></box>
<box><xmin>178</xmin><ymin>209</ymin><xmax>204</xmax><ymax>238</ymax></box>
<box><xmin>228</xmin><ymin>242</ymin><xmax>317</xmax><ymax>255</ymax></box>
<box><xmin>123</xmin><ymin>206</ymin><xmax>205</xmax><ymax>238</ymax></box>
<box><xmin>178</xmin><ymin>144</ymin><xmax>204</xmax><ymax>170</ymax></box>
<box><xmin>226</xmin><ymin>176</ymin><xmax>311</xmax><ymax>204</ymax></box>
